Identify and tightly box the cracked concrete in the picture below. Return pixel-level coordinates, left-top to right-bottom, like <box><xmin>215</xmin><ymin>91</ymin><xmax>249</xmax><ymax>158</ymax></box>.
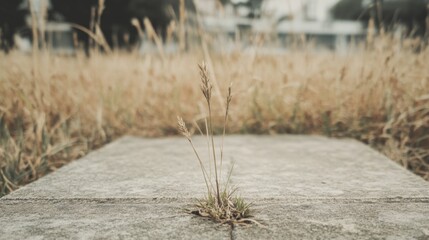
<box><xmin>1</xmin><ymin>135</ymin><xmax>428</xmax><ymax>239</ymax></box>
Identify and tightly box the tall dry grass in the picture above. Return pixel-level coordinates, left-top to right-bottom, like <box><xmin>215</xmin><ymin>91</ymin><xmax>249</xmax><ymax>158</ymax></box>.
<box><xmin>177</xmin><ymin>63</ymin><xmax>254</xmax><ymax>225</ymax></box>
<box><xmin>0</xmin><ymin>36</ymin><xmax>428</xmax><ymax>196</ymax></box>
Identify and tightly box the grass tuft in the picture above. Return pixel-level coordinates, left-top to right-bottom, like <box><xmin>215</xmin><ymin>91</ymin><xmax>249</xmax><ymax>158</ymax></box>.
<box><xmin>178</xmin><ymin>62</ymin><xmax>255</xmax><ymax>225</ymax></box>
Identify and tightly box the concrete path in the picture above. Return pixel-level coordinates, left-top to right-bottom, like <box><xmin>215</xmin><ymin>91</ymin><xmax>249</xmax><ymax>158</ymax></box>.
<box><xmin>1</xmin><ymin>135</ymin><xmax>428</xmax><ymax>239</ymax></box>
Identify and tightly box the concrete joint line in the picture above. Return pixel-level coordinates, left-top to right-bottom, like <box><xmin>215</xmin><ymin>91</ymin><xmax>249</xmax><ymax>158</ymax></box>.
<box><xmin>2</xmin><ymin>197</ymin><xmax>429</xmax><ymax>204</ymax></box>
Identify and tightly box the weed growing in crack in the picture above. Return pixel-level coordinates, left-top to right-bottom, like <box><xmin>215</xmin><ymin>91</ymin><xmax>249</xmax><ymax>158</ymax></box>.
<box><xmin>177</xmin><ymin>62</ymin><xmax>255</xmax><ymax>225</ymax></box>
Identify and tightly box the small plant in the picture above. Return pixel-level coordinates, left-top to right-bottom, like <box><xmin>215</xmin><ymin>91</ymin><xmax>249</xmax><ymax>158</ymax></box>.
<box><xmin>177</xmin><ymin>62</ymin><xmax>254</xmax><ymax>225</ymax></box>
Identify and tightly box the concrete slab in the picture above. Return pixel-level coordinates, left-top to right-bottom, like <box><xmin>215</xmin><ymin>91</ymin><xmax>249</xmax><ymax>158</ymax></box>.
<box><xmin>228</xmin><ymin>136</ymin><xmax>429</xmax><ymax>199</ymax></box>
<box><xmin>1</xmin><ymin>135</ymin><xmax>428</xmax><ymax>239</ymax></box>
<box><xmin>234</xmin><ymin>200</ymin><xmax>429</xmax><ymax>240</ymax></box>
<box><xmin>0</xmin><ymin>199</ymin><xmax>230</xmax><ymax>240</ymax></box>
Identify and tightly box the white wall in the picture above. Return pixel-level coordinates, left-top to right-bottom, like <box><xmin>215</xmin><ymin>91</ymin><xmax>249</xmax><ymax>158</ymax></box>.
<box><xmin>195</xmin><ymin>0</ymin><xmax>341</xmax><ymax>21</ymax></box>
<box><xmin>262</xmin><ymin>0</ymin><xmax>340</xmax><ymax>21</ymax></box>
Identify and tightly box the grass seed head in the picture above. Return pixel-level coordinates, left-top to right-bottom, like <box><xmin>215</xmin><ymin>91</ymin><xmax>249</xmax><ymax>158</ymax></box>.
<box><xmin>226</xmin><ymin>83</ymin><xmax>232</xmax><ymax>115</ymax></box>
<box><xmin>177</xmin><ymin>116</ymin><xmax>191</xmax><ymax>139</ymax></box>
<box><xmin>199</xmin><ymin>62</ymin><xmax>212</xmax><ymax>103</ymax></box>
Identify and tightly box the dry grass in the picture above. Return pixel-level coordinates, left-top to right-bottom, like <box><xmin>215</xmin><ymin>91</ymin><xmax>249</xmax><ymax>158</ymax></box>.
<box><xmin>178</xmin><ymin>62</ymin><xmax>254</xmax><ymax>225</ymax></box>
<box><xmin>0</xmin><ymin>36</ymin><xmax>429</xmax><ymax>196</ymax></box>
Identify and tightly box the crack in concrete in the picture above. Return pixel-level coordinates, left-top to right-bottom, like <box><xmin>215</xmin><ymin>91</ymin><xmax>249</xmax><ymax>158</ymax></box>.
<box><xmin>229</xmin><ymin>223</ymin><xmax>236</xmax><ymax>240</ymax></box>
<box><xmin>251</xmin><ymin>197</ymin><xmax>429</xmax><ymax>204</ymax></box>
<box><xmin>0</xmin><ymin>197</ymin><xmax>190</xmax><ymax>204</ymax></box>
<box><xmin>2</xmin><ymin>196</ymin><xmax>429</xmax><ymax>204</ymax></box>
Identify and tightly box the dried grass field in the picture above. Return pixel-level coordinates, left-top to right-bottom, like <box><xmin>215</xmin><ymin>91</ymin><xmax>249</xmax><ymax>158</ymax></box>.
<box><xmin>1</xmin><ymin>37</ymin><xmax>428</xmax><ymax>196</ymax></box>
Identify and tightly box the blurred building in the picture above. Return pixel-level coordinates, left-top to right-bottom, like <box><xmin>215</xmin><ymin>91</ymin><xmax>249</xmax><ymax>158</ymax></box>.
<box><xmin>7</xmin><ymin>0</ymin><xmax>426</xmax><ymax>54</ymax></box>
<box><xmin>195</xmin><ymin>0</ymin><xmax>340</xmax><ymax>21</ymax></box>
<box><xmin>197</xmin><ymin>0</ymin><xmax>365</xmax><ymax>52</ymax></box>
